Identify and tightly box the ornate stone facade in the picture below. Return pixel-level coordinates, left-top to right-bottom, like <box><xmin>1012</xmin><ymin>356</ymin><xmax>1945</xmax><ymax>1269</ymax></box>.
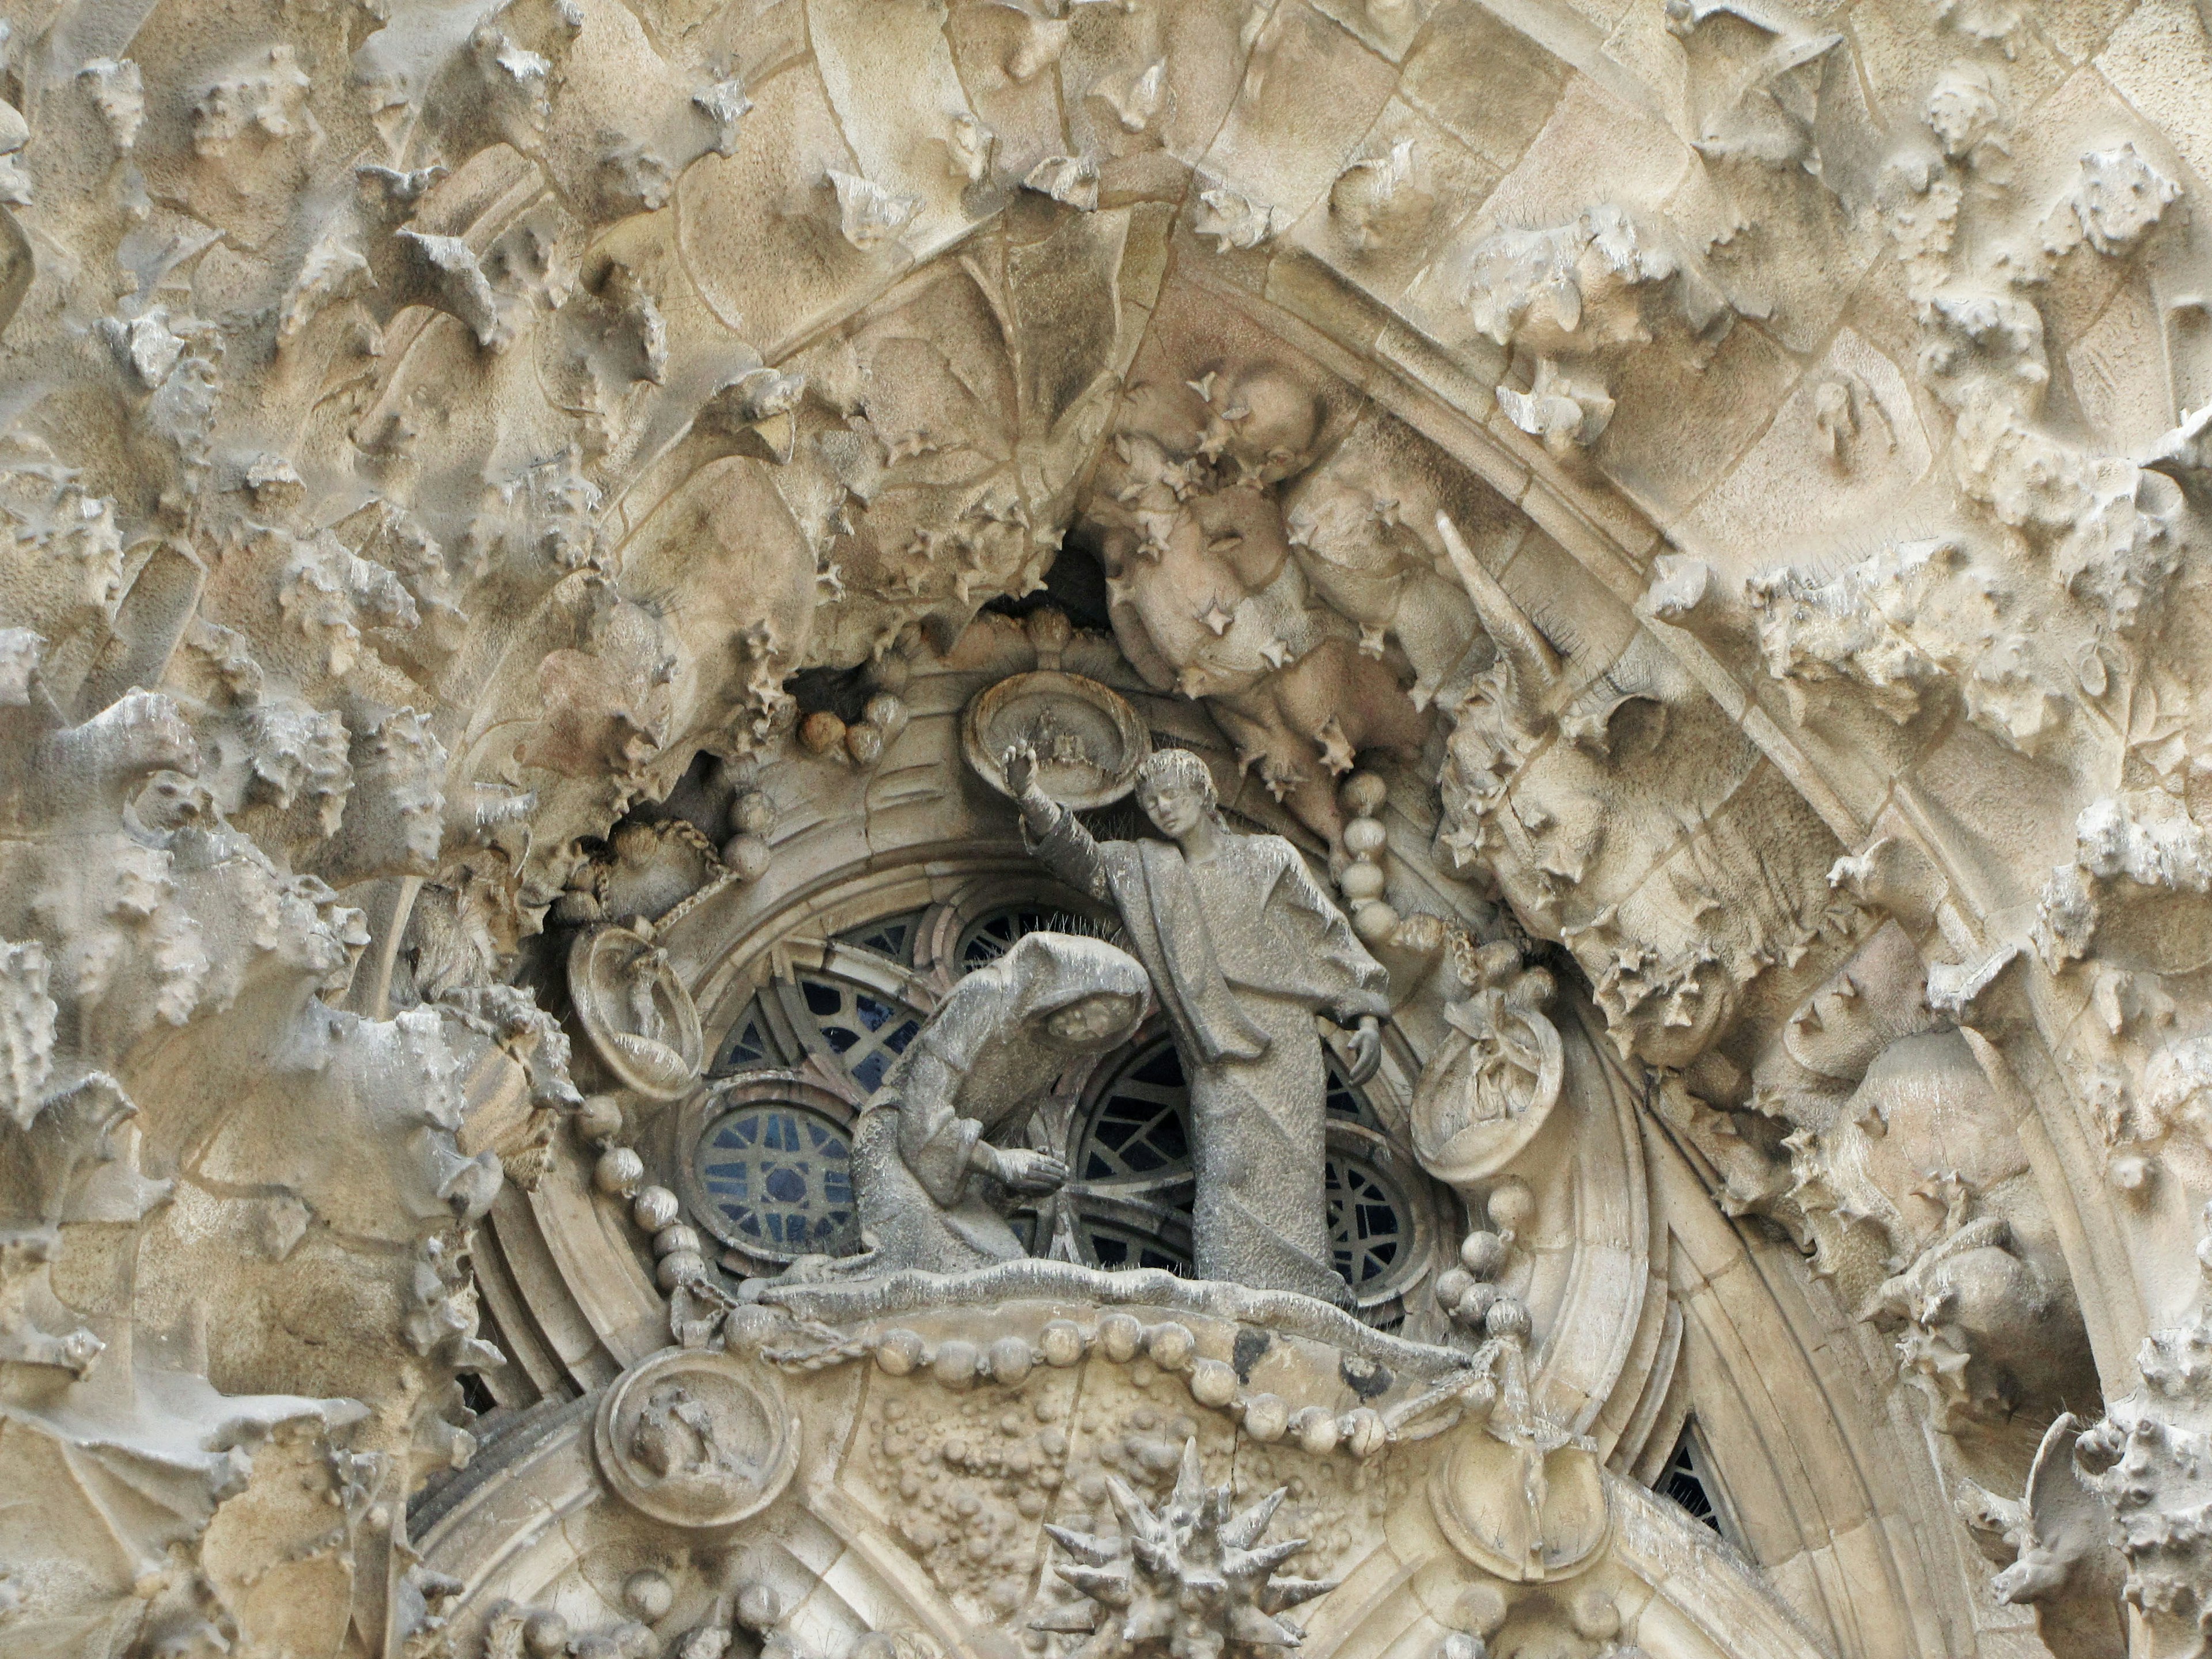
<box><xmin>2</xmin><ymin>0</ymin><xmax>2211</xmax><ymax>1655</ymax></box>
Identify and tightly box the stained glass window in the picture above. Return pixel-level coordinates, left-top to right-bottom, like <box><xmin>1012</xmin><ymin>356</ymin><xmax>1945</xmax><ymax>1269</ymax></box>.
<box><xmin>797</xmin><ymin>975</ymin><xmax>922</xmax><ymax>1093</ymax></box>
<box><xmin>1326</xmin><ymin>1156</ymin><xmax>1407</xmax><ymax>1287</ymax></box>
<box><xmin>836</xmin><ymin>911</ymin><xmax>924</xmax><ymax>965</ymax></box>
<box><xmin>715</xmin><ymin>997</ymin><xmax>779</xmax><ymax>1073</ymax></box>
<box><xmin>694</xmin><ymin>1102</ymin><xmax>857</xmax><ymax>1260</ymax></box>
<box><xmin>1661</xmin><ymin>1425</ymin><xmax>1733</xmax><ymax>1542</ymax></box>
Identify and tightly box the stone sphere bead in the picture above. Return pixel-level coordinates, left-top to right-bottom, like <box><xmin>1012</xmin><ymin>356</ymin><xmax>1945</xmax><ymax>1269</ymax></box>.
<box><xmin>1484</xmin><ymin>1296</ymin><xmax>1532</xmax><ymax>1342</ymax></box>
<box><xmin>876</xmin><ymin>1328</ymin><xmax>925</xmax><ymax>1375</ymax></box>
<box><xmin>653</xmin><ymin>1224</ymin><xmax>700</xmax><ymax>1259</ymax></box>
<box><xmin>624</xmin><ymin>1569</ymin><xmax>674</xmax><ymax>1622</ymax></box>
<box><xmin>575</xmin><ymin>1094</ymin><xmax>625</xmax><ymax>1144</ymax></box>
<box><xmin>844</xmin><ymin>722</ymin><xmax>884</xmax><ymax>767</ymax></box>
<box><xmin>1143</xmin><ymin>1322</ymin><xmax>1195</xmax><ymax>1370</ymax></box>
<box><xmin>736</xmin><ymin>1583</ymin><xmax>782</xmax><ymax>1633</ymax></box>
<box><xmin>799</xmin><ymin>711</ymin><xmax>846</xmax><ymax>755</ymax></box>
<box><xmin>656</xmin><ymin>1250</ymin><xmax>704</xmax><ymax>1289</ymax></box>
<box><xmin>729</xmin><ymin>788</ymin><xmax>776</xmax><ymax>837</ymax></box>
<box><xmin>1343</xmin><ymin>1406</ymin><xmax>1387</xmax><ymax>1459</ymax></box>
<box><xmin>933</xmin><ymin>1339</ymin><xmax>981</xmax><ymax>1388</ymax></box>
<box><xmin>1352</xmin><ymin>902</ymin><xmax>1400</xmax><ymax>946</ymax></box>
<box><xmin>631</xmin><ymin>1185</ymin><xmax>680</xmax><ymax>1232</ymax></box>
<box><xmin>988</xmin><ymin>1336</ymin><xmax>1035</xmax><ymax>1387</ymax></box>
<box><xmin>724</xmin><ymin>1305</ymin><xmax>781</xmax><ymax>1351</ymax></box>
<box><xmin>1027</xmin><ymin>608</ymin><xmax>1075</xmax><ymax>656</ymax></box>
<box><xmin>1570</xmin><ymin>1588</ymin><xmax>1622</xmax><ymax>1641</ymax></box>
<box><xmin>1434</xmin><ymin>1266</ymin><xmax>1474</xmax><ymax>1309</ymax></box>
<box><xmin>524</xmin><ymin>1612</ymin><xmax>570</xmax><ymax>1659</ymax></box>
<box><xmin>1341</xmin><ymin>771</ymin><xmax>1388</xmax><ymax>817</ymax></box>
<box><xmin>1343</xmin><ymin>816</ymin><xmax>1388</xmax><ymax>858</ymax></box>
<box><xmin>1098</xmin><ymin>1310</ymin><xmax>1143</xmax><ymax>1363</ymax></box>
<box><xmin>595</xmin><ymin>1146</ymin><xmax>645</xmax><ymax>1197</ymax></box>
<box><xmin>1242</xmin><ymin>1393</ymin><xmax>1290</xmax><ymax>1441</ymax></box>
<box><xmin>1339</xmin><ymin>860</ymin><xmax>1388</xmax><ymax>902</ymax></box>
<box><xmin>1293</xmin><ymin>1406</ymin><xmax>1340</xmax><ymax>1455</ymax></box>
<box><xmin>1188</xmin><ymin>1358</ymin><xmax>1238</xmax><ymax>1407</ymax></box>
<box><xmin>1459</xmin><ymin>1229</ymin><xmax>1509</xmax><ymax>1279</ymax></box>
<box><xmin>1454</xmin><ymin>1281</ymin><xmax>1501</xmax><ymax>1328</ymax></box>
<box><xmin>1454</xmin><ymin>1582</ymin><xmax>1509</xmax><ymax>1638</ymax></box>
<box><xmin>1486</xmin><ymin>1176</ymin><xmax>1536</xmax><ymax>1240</ymax></box>
<box><xmin>1039</xmin><ymin>1320</ymin><xmax>1088</xmax><ymax>1366</ymax></box>
<box><xmin>862</xmin><ymin>691</ymin><xmax>906</xmax><ymax>730</ymax></box>
<box><xmin>722</xmin><ymin>833</ymin><xmax>772</xmax><ymax>882</ymax></box>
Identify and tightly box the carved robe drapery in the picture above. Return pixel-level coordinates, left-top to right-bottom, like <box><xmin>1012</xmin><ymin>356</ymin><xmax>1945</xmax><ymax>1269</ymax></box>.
<box><xmin>1026</xmin><ymin>800</ymin><xmax>1390</xmax><ymax>1305</ymax></box>
<box><xmin>826</xmin><ymin>932</ymin><xmax>1147</xmax><ymax>1277</ymax></box>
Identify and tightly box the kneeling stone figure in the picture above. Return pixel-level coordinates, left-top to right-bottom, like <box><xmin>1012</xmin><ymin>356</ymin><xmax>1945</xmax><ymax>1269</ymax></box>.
<box><xmin>806</xmin><ymin>931</ymin><xmax>1148</xmax><ymax>1278</ymax></box>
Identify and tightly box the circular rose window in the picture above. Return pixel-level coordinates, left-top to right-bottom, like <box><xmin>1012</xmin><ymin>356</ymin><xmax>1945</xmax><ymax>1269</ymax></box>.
<box><xmin>679</xmin><ymin>1073</ymin><xmax>860</xmax><ymax>1263</ymax></box>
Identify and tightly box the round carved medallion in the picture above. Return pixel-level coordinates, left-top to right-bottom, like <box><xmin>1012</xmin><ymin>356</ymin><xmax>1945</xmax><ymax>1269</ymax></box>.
<box><xmin>569</xmin><ymin>925</ymin><xmax>706</xmax><ymax>1101</ymax></box>
<box><xmin>961</xmin><ymin>671</ymin><xmax>1151</xmax><ymax>809</ymax></box>
<box><xmin>594</xmin><ymin>1348</ymin><xmax>798</xmax><ymax>1527</ymax></box>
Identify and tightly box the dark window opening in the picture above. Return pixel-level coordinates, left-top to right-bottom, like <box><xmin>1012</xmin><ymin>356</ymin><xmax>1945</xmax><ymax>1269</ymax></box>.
<box><xmin>1661</xmin><ymin>1424</ymin><xmax>1726</xmax><ymax>1537</ymax></box>
<box><xmin>837</xmin><ymin>911</ymin><xmax>924</xmax><ymax>965</ymax></box>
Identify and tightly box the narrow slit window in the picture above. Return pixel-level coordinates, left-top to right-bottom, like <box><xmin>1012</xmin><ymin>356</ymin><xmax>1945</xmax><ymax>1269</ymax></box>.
<box><xmin>1659</xmin><ymin>1422</ymin><xmax>1740</xmax><ymax>1548</ymax></box>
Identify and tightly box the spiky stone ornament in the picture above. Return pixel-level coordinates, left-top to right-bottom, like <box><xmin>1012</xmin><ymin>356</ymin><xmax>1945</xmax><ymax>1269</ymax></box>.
<box><xmin>1034</xmin><ymin>1440</ymin><xmax>1336</xmax><ymax>1659</ymax></box>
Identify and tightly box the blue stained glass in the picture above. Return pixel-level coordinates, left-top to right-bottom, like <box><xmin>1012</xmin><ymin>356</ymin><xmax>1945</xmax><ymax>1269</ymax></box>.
<box><xmin>794</xmin><ymin>975</ymin><xmax>923</xmax><ymax>1098</ymax></box>
<box><xmin>717</xmin><ymin>999</ymin><xmax>779</xmax><ymax>1074</ymax></box>
<box><xmin>694</xmin><ymin>1101</ymin><xmax>857</xmax><ymax>1263</ymax></box>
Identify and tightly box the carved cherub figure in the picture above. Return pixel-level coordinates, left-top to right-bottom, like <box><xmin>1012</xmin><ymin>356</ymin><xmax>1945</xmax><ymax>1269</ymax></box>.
<box><xmin>624</xmin><ymin>943</ymin><xmax>674</xmax><ymax>1047</ymax></box>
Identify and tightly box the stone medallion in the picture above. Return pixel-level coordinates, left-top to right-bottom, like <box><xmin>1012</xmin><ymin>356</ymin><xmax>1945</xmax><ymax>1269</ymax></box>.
<box><xmin>594</xmin><ymin>1348</ymin><xmax>800</xmax><ymax>1527</ymax></box>
<box><xmin>569</xmin><ymin>924</ymin><xmax>706</xmax><ymax>1101</ymax></box>
<box><xmin>1410</xmin><ymin>984</ymin><xmax>1563</xmax><ymax>1184</ymax></box>
<box><xmin>1430</xmin><ymin>1429</ymin><xmax>1609</xmax><ymax>1582</ymax></box>
<box><xmin>961</xmin><ymin>671</ymin><xmax>1150</xmax><ymax>810</ymax></box>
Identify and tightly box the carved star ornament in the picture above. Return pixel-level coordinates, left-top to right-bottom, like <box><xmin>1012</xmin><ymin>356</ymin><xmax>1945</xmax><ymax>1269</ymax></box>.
<box><xmin>1034</xmin><ymin>1440</ymin><xmax>1336</xmax><ymax>1659</ymax></box>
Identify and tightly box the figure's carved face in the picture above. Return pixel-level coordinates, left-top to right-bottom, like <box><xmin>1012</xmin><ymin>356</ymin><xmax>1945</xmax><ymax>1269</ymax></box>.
<box><xmin>1046</xmin><ymin>993</ymin><xmax>1139</xmax><ymax>1048</ymax></box>
<box><xmin>1138</xmin><ymin>774</ymin><xmax>1207</xmax><ymax>839</ymax></box>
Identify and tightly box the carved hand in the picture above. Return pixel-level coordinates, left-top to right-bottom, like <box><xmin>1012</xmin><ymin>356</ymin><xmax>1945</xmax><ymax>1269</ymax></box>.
<box><xmin>991</xmin><ymin>1146</ymin><xmax>1069</xmax><ymax>1195</ymax></box>
<box><xmin>1003</xmin><ymin>740</ymin><xmax>1040</xmax><ymax>799</ymax></box>
<box><xmin>1344</xmin><ymin>1014</ymin><xmax>1384</xmax><ymax>1087</ymax></box>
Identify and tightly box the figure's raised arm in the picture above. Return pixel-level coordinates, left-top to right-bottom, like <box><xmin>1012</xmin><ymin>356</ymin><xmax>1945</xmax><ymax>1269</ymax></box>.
<box><xmin>1006</xmin><ymin>741</ymin><xmax>1110</xmax><ymax>901</ymax></box>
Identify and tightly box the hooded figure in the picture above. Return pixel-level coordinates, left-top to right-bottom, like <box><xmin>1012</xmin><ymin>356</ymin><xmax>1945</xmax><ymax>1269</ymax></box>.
<box><xmin>821</xmin><ymin>931</ymin><xmax>1149</xmax><ymax>1278</ymax></box>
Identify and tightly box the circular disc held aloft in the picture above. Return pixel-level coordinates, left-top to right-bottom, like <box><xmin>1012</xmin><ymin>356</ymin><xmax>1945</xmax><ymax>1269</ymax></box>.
<box><xmin>961</xmin><ymin>671</ymin><xmax>1152</xmax><ymax>810</ymax></box>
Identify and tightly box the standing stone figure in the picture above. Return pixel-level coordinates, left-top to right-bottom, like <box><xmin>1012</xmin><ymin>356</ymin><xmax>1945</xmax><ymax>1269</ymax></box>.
<box><xmin>1006</xmin><ymin>742</ymin><xmax>1390</xmax><ymax>1306</ymax></box>
<box><xmin>812</xmin><ymin>931</ymin><xmax>1149</xmax><ymax>1279</ymax></box>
